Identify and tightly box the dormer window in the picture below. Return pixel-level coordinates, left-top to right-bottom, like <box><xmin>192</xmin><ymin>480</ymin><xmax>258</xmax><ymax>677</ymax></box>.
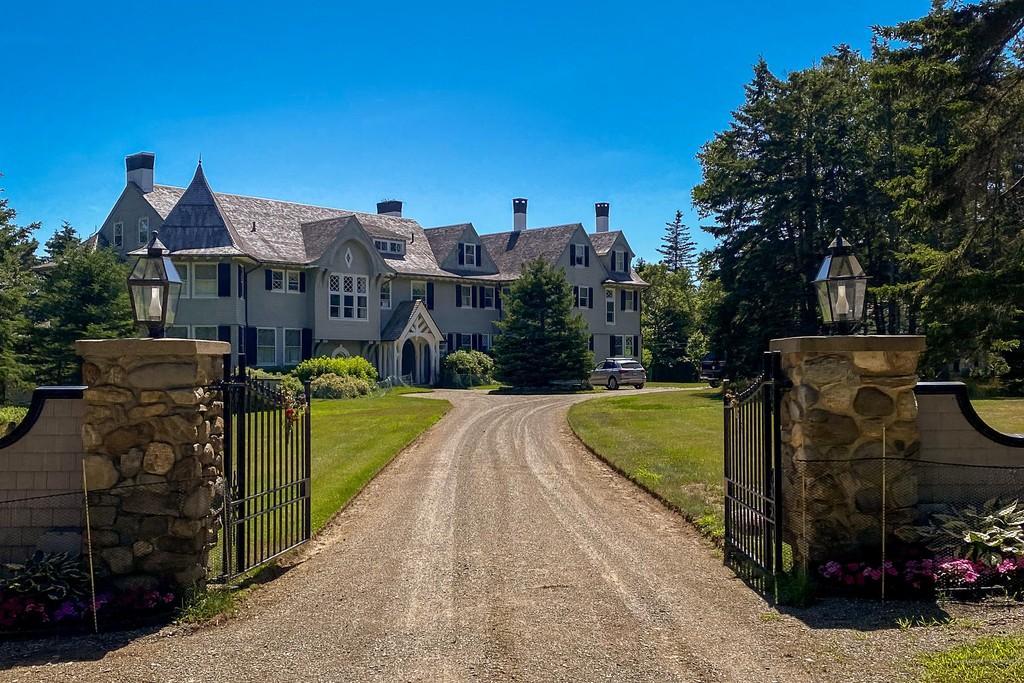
<box><xmin>459</xmin><ymin>243</ymin><xmax>481</xmax><ymax>268</ymax></box>
<box><xmin>570</xmin><ymin>243</ymin><xmax>589</xmax><ymax>268</ymax></box>
<box><xmin>374</xmin><ymin>239</ymin><xmax>405</xmax><ymax>255</ymax></box>
<box><xmin>113</xmin><ymin>222</ymin><xmax>124</xmax><ymax>247</ymax></box>
<box><xmin>137</xmin><ymin>216</ymin><xmax>150</xmax><ymax>244</ymax></box>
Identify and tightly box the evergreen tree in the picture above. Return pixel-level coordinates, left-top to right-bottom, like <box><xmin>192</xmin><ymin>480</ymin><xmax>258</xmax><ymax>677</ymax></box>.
<box><xmin>658</xmin><ymin>211</ymin><xmax>698</xmax><ymax>273</ymax></box>
<box><xmin>636</xmin><ymin>261</ymin><xmax>697</xmax><ymax>380</ymax></box>
<box><xmin>43</xmin><ymin>221</ymin><xmax>81</xmax><ymax>260</ymax></box>
<box><xmin>0</xmin><ymin>193</ymin><xmax>39</xmax><ymax>400</ymax></box>
<box><xmin>493</xmin><ymin>259</ymin><xmax>592</xmax><ymax>387</ymax></box>
<box><xmin>28</xmin><ymin>239</ymin><xmax>135</xmax><ymax>384</ymax></box>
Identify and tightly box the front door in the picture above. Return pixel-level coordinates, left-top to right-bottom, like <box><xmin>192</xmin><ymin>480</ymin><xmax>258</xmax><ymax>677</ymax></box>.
<box><xmin>421</xmin><ymin>343</ymin><xmax>432</xmax><ymax>385</ymax></box>
<box><xmin>401</xmin><ymin>339</ymin><xmax>416</xmax><ymax>379</ymax></box>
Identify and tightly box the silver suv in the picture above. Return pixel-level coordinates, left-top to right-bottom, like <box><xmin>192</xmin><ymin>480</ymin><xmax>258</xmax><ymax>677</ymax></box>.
<box><xmin>590</xmin><ymin>357</ymin><xmax>647</xmax><ymax>390</ymax></box>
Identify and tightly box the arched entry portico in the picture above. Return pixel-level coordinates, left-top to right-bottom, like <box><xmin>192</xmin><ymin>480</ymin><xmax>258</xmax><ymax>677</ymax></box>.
<box><xmin>379</xmin><ymin>300</ymin><xmax>442</xmax><ymax>385</ymax></box>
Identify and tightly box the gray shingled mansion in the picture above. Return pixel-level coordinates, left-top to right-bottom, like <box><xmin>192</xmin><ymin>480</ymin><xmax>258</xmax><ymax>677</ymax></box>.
<box><xmin>91</xmin><ymin>153</ymin><xmax>646</xmax><ymax>384</ymax></box>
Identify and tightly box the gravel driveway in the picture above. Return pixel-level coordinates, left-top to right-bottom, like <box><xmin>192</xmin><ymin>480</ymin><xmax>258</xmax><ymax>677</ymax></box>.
<box><xmin>3</xmin><ymin>390</ymin><xmax>863</xmax><ymax>682</ymax></box>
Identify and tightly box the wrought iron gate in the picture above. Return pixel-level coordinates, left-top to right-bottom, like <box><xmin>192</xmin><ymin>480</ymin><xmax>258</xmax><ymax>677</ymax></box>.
<box><xmin>723</xmin><ymin>350</ymin><xmax>784</xmax><ymax>592</ymax></box>
<box><xmin>215</xmin><ymin>360</ymin><xmax>311</xmax><ymax>579</ymax></box>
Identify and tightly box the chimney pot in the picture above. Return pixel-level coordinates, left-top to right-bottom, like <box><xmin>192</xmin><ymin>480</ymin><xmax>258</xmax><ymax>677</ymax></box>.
<box><xmin>513</xmin><ymin>197</ymin><xmax>527</xmax><ymax>231</ymax></box>
<box><xmin>126</xmin><ymin>152</ymin><xmax>155</xmax><ymax>194</ymax></box>
<box><xmin>377</xmin><ymin>200</ymin><xmax>403</xmax><ymax>217</ymax></box>
<box><xmin>595</xmin><ymin>202</ymin><xmax>610</xmax><ymax>232</ymax></box>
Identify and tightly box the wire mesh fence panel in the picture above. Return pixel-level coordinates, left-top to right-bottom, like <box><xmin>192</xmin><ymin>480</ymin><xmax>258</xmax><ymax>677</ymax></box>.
<box><xmin>0</xmin><ymin>490</ymin><xmax>84</xmax><ymax>564</ymax></box>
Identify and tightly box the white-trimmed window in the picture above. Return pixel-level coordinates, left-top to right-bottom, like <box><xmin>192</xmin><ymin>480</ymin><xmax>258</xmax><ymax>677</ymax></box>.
<box><xmin>460</xmin><ymin>286</ymin><xmax>472</xmax><ymax>308</ymax></box>
<box><xmin>256</xmin><ymin>328</ymin><xmax>277</xmax><ymax>366</ymax></box>
<box><xmin>622</xmin><ymin>335</ymin><xmax>635</xmax><ymax>358</ymax></box>
<box><xmin>458</xmin><ymin>333</ymin><xmax>472</xmax><ymax>350</ymax></box>
<box><xmin>480</xmin><ymin>334</ymin><xmax>492</xmax><ymax>353</ymax></box>
<box><xmin>166</xmin><ymin>325</ymin><xmax>188</xmax><ymax>339</ymax></box>
<box><xmin>174</xmin><ymin>262</ymin><xmax>191</xmax><ymax>298</ymax></box>
<box><xmin>623</xmin><ymin>290</ymin><xmax>635</xmax><ymax>312</ymax></box>
<box><xmin>380</xmin><ymin>281</ymin><xmax>391</xmax><ymax>309</ymax></box>
<box><xmin>373</xmin><ymin>239</ymin><xmax>404</xmax><ymax>255</ymax></box>
<box><xmin>462</xmin><ymin>243</ymin><xmax>477</xmax><ymax>266</ymax></box>
<box><xmin>330</xmin><ymin>273</ymin><xmax>368</xmax><ymax>320</ymax></box>
<box><xmin>411</xmin><ymin>280</ymin><xmax>427</xmax><ymax>302</ymax></box>
<box><xmin>193</xmin><ymin>264</ymin><xmax>219</xmax><ymax>298</ymax></box>
<box><xmin>575</xmin><ymin>286</ymin><xmax>591</xmax><ymax>308</ymax></box>
<box><xmin>193</xmin><ymin>325</ymin><xmax>219</xmax><ymax>341</ymax></box>
<box><xmin>573</xmin><ymin>243</ymin><xmax>587</xmax><ymax>267</ymax></box>
<box><xmin>287</xmin><ymin>271</ymin><xmax>301</xmax><ymax>293</ymax></box>
<box><xmin>138</xmin><ymin>216</ymin><xmax>150</xmax><ymax>244</ymax></box>
<box><xmin>270</xmin><ymin>269</ymin><xmax>285</xmax><ymax>292</ymax></box>
<box><xmin>606</xmin><ymin>288</ymin><xmax>615</xmax><ymax>325</ymax></box>
<box><xmin>481</xmin><ymin>286</ymin><xmax>495</xmax><ymax>309</ymax></box>
<box><xmin>284</xmin><ymin>328</ymin><xmax>302</xmax><ymax>366</ymax></box>
<box><xmin>113</xmin><ymin>222</ymin><xmax>124</xmax><ymax>247</ymax></box>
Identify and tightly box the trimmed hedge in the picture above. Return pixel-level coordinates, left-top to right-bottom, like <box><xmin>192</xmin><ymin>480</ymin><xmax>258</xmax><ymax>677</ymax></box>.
<box><xmin>310</xmin><ymin>374</ymin><xmax>373</xmax><ymax>399</ymax></box>
<box><xmin>248</xmin><ymin>369</ymin><xmax>304</xmax><ymax>398</ymax></box>
<box><xmin>442</xmin><ymin>350</ymin><xmax>494</xmax><ymax>382</ymax></box>
<box><xmin>293</xmin><ymin>356</ymin><xmax>378</xmax><ymax>383</ymax></box>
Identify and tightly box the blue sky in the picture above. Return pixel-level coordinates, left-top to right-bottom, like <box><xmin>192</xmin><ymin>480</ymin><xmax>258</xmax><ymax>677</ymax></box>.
<box><xmin>2</xmin><ymin>1</ymin><xmax>927</xmax><ymax>261</ymax></box>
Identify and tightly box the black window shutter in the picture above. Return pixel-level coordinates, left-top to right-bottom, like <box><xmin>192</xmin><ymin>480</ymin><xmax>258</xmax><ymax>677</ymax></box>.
<box><xmin>611</xmin><ymin>251</ymin><xmax>617</xmax><ymax>272</ymax></box>
<box><xmin>301</xmin><ymin>328</ymin><xmax>313</xmax><ymax>360</ymax></box>
<box><xmin>426</xmin><ymin>281</ymin><xmax>434</xmax><ymax>309</ymax></box>
<box><xmin>217</xmin><ymin>325</ymin><xmax>231</xmax><ymax>343</ymax></box>
<box><xmin>237</xmin><ymin>265</ymin><xmax>245</xmax><ymax>299</ymax></box>
<box><xmin>573</xmin><ymin>286</ymin><xmax>579</xmax><ymax>307</ymax></box>
<box><xmin>589</xmin><ymin>334</ymin><xmax>594</xmax><ymax>351</ymax></box>
<box><xmin>633</xmin><ymin>290</ymin><xmax>639</xmax><ymax>311</ymax></box>
<box><xmin>612</xmin><ymin>335</ymin><xmax>621</xmax><ymax>357</ymax></box>
<box><xmin>265</xmin><ymin>269</ymin><xmax>272</xmax><ymax>290</ymax></box>
<box><xmin>300</xmin><ymin>272</ymin><xmax>307</xmax><ymax>293</ymax></box>
<box><xmin>633</xmin><ymin>335</ymin><xmax>639</xmax><ymax>357</ymax></box>
<box><xmin>570</xmin><ymin>244</ymin><xmax>578</xmax><ymax>266</ymax></box>
<box><xmin>472</xmin><ymin>333</ymin><xmax>479</xmax><ymax>351</ymax></box>
<box><xmin>244</xmin><ymin>327</ymin><xmax>257</xmax><ymax>364</ymax></box>
<box><xmin>584</xmin><ymin>246</ymin><xmax>590</xmax><ymax>267</ymax></box>
<box><xmin>455</xmin><ymin>284</ymin><xmax>462</xmax><ymax>307</ymax></box>
<box><xmin>471</xmin><ymin>286</ymin><xmax>478</xmax><ymax>308</ymax></box>
<box><xmin>217</xmin><ymin>263</ymin><xmax>231</xmax><ymax>297</ymax></box>
<box><xmin>447</xmin><ymin>333</ymin><xmax>454</xmax><ymax>353</ymax></box>
<box><xmin>458</xmin><ymin>243</ymin><xmax>465</xmax><ymax>265</ymax></box>
<box><xmin>588</xmin><ymin>287</ymin><xmax>594</xmax><ymax>308</ymax></box>
<box><xmin>475</xmin><ymin>244</ymin><xmax>482</xmax><ymax>265</ymax></box>
<box><xmin>620</xmin><ymin>289</ymin><xmax>626</xmax><ymax>311</ymax></box>
<box><xmin>496</xmin><ymin>288</ymin><xmax>502</xmax><ymax>311</ymax></box>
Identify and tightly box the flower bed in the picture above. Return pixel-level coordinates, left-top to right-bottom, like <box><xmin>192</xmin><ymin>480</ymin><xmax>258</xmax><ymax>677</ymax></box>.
<box><xmin>816</xmin><ymin>555</ymin><xmax>1024</xmax><ymax>599</ymax></box>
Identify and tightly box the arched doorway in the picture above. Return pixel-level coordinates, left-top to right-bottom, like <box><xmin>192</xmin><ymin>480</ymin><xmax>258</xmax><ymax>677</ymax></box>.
<box><xmin>421</xmin><ymin>344</ymin><xmax>432</xmax><ymax>385</ymax></box>
<box><xmin>401</xmin><ymin>339</ymin><xmax>416</xmax><ymax>378</ymax></box>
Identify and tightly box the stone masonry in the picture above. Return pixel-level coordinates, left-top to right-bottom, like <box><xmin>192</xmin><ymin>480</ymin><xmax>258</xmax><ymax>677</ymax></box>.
<box><xmin>769</xmin><ymin>335</ymin><xmax>926</xmax><ymax>567</ymax></box>
<box><xmin>75</xmin><ymin>338</ymin><xmax>230</xmax><ymax>589</ymax></box>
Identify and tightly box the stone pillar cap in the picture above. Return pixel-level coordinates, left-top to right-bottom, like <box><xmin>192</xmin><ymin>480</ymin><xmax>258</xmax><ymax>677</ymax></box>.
<box><xmin>75</xmin><ymin>338</ymin><xmax>231</xmax><ymax>358</ymax></box>
<box><xmin>769</xmin><ymin>335</ymin><xmax>926</xmax><ymax>354</ymax></box>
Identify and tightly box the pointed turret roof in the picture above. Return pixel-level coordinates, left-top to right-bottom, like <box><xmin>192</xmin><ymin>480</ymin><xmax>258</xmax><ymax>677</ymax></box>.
<box><xmin>150</xmin><ymin>162</ymin><xmax>244</xmax><ymax>255</ymax></box>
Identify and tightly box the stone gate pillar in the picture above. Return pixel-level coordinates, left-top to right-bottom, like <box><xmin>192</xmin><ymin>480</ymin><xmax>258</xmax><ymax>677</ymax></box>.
<box><xmin>769</xmin><ymin>335</ymin><xmax>926</xmax><ymax>569</ymax></box>
<box><xmin>75</xmin><ymin>338</ymin><xmax>230</xmax><ymax>589</ymax></box>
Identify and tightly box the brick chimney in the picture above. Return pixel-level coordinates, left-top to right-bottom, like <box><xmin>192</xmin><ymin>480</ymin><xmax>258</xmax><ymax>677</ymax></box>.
<box><xmin>513</xmin><ymin>198</ymin><xmax>527</xmax><ymax>232</ymax></box>
<box><xmin>126</xmin><ymin>152</ymin><xmax>155</xmax><ymax>194</ymax></box>
<box><xmin>595</xmin><ymin>202</ymin><xmax>610</xmax><ymax>232</ymax></box>
<box><xmin>377</xmin><ymin>200</ymin><xmax>403</xmax><ymax>217</ymax></box>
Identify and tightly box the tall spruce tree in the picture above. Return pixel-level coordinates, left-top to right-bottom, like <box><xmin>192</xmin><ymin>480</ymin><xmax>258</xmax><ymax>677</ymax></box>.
<box><xmin>0</xmin><ymin>193</ymin><xmax>39</xmax><ymax>400</ymax></box>
<box><xmin>43</xmin><ymin>221</ymin><xmax>81</xmax><ymax>260</ymax></box>
<box><xmin>658</xmin><ymin>210</ymin><xmax>698</xmax><ymax>273</ymax></box>
<box><xmin>636</xmin><ymin>261</ymin><xmax>696</xmax><ymax>380</ymax></box>
<box><xmin>493</xmin><ymin>259</ymin><xmax>592</xmax><ymax>387</ymax></box>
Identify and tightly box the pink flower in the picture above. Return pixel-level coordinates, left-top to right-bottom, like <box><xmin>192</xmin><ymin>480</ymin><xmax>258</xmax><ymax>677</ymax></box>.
<box><xmin>997</xmin><ymin>558</ymin><xmax>1017</xmax><ymax>575</ymax></box>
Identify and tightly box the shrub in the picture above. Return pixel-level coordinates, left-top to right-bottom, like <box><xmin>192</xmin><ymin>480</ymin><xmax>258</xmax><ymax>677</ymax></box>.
<box><xmin>310</xmin><ymin>374</ymin><xmax>373</xmax><ymax>399</ymax></box>
<box><xmin>896</xmin><ymin>498</ymin><xmax>1024</xmax><ymax>567</ymax></box>
<box><xmin>248</xmin><ymin>369</ymin><xmax>304</xmax><ymax>398</ymax></box>
<box><xmin>443</xmin><ymin>350</ymin><xmax>495</xmax><ymax>381</ymax></box>
<box><xmin>293</xmin><ymin>356</ymin><xmax>378</xmax><ymax>383</ymax></box>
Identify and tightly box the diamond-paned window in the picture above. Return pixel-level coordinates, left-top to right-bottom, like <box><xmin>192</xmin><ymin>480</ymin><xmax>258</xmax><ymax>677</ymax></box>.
<box><xmin>330</xmin><ymin>273</ymin><xmax>368</xmax><ymax>320</ymax></box>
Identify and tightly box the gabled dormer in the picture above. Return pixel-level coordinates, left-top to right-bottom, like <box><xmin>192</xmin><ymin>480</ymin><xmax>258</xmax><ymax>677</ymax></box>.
<box><xmin>590</xmin><ymin>231</ymin><xmax>635</xmax><ymax>279</ymax></box>
<box><xmin>425</xmin><ymin>223</ymin><xmax>499</xmax><ymax>275</ymax></box>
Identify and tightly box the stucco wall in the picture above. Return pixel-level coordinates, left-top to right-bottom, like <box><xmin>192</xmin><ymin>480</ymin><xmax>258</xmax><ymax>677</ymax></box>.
<box><xmin>915</xmin><ymin>383</ymin><xmax>1024</xmax><ymax>507</ymax></box>
<box><xmin>0</xmin><ymin>390</ymin><xmax>87</xmax><ymax>563</ymax></box>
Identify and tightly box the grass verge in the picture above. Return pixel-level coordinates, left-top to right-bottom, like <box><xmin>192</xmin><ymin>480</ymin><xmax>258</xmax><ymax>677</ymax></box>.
<box><xmin>309</xmin><ymin>392</ymin><xmax>450</xmax><ymax>532</ymax></box>
<box><xmin>567</xmin><ymin>388</ymin><xmax>724</xmax><ymax>542</ymax></box>
<box><xmin>920</xmin><ymin>634</ymin><xmax>1024</xmax><ymax>683</ymax></box>
<box><xmin>971</xmin><ymin>398</ymin><xmax>1024</xmax><ymax>434</ymax></box>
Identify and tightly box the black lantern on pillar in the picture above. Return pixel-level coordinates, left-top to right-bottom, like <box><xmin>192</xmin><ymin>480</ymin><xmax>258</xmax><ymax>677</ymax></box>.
<box><xmin>127</xmin><ymin>231</ymin><xmax>182</xmax><ymax>338</ymax></box>
<box><xmin>814</xmin><ymin>229</ymin><xmax>868</xmax><ymax>335</ymax></box>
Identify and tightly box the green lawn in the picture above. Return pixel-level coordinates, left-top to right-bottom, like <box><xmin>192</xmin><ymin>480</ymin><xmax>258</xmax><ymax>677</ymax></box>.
<box><xmin>972</xmin><ymin>398</ymin><xmax>1024</xmax><ymax>434</ymax></box>
<box><xmin>920</xmin><ymin>635</ymin><xmax>1024</xmax><ymax>683</ymax></box>
<box><xmin>567</xmin><ymin>388</ymin><xmax>725</xmax><ymax>540</ymax></box>
<box><xmin>309</xmin><ymin>392</ymin><xmax>449</xmax><ymax>531</ymax></box>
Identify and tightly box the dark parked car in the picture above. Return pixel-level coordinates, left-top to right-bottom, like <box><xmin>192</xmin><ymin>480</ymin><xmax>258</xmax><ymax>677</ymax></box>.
<box><xmin>590</xmin><ymin>357</ymin><xmax>647</xmax><ymax>390</ymax></box>
<box><xmin>700</xmin><ymin>353</ymin><xmax>726</xmax><ymax>388</ymax></box>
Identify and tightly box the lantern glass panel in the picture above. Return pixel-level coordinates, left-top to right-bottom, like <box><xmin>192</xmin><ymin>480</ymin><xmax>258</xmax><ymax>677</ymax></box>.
<box><xmin>165</xmin><ymin>280</ymin><xmax>182</xmax><ymax>324</ymax></box>
<box><xmin>815</xmin><ymin>280</ymin><xmax>833</xmax><ymax>323</ymax></box>
<box><xmin>131</xmin><ymin>283</ymin><xmax>165</xmax><ymax>322</ymax></box>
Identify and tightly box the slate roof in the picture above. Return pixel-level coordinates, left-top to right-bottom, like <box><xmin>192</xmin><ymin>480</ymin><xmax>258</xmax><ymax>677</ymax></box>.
<box><xmin>380</xmin><ymin>301</ymin><xmax>416</xmax><ymax>341</ymax></box>
<box><xmin>588</xmin><ymin>231</ymin><xmax>621</xmax><ymax>255</ymax></box>
<box><xmin>478</xmin><ymin>224</ymin><xmax>580</xmax><ymax>278</ymax></box>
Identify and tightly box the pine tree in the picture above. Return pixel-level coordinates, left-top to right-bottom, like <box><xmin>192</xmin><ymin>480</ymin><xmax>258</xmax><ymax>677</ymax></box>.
<box><xmin>43</xmin><ymin>221</ymin><xmax>81</xmax><ymax>260</ymax></box>
<box><xmin>28</xmin><ymin>239</ymin><xmax>135</xmax><ymax>384</ymax></box>
<box><xmin>658</xmin><ymin>211</ymin><xmax>698</xmax><ymax>274</ymax></box>
<box><xmin>493</xmin><ymin>259</ymin><xmax>592</xmax><ymax>387</ymax></box>
<box><xmin>0</xmin><ymin>193</ymin><xmax>39</xmax><ymax>400</ymax></box>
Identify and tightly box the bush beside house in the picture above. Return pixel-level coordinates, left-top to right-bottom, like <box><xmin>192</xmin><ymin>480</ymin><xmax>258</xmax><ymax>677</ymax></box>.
<box><xmin>442</xmin><ymin>350</ymin><xmax>495</xmax><ymax>387</ymax></box>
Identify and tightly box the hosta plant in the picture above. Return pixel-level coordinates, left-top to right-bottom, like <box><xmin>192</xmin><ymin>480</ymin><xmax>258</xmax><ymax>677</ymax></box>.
<box><xmin>0</xmin><ymin>551</ymin><xmax>90</xmax><ymax>602</ymax></box>
<box><xmin>896</xmin><ymin>498</ymin><xmax>1024</xmax><ymax>567</ymax></box>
